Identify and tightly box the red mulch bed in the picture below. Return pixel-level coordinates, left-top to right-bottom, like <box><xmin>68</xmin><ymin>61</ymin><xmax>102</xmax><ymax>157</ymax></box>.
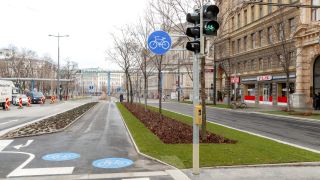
<box><xmin>123</xmin><ymin>103</ymin><xmax>237</xmax><ymax>144</ymax></box>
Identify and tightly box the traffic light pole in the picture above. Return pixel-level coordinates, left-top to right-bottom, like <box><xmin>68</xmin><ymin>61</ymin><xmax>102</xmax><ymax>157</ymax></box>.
<box><xmin>192</xmin><ymin>50</ymin><xmax>200</xmax><ymax>175</ymax></box>
<box><xmin>192</xmin><ymin>5</ymin><xmax>203</xmax><ymax>176</ymax></box>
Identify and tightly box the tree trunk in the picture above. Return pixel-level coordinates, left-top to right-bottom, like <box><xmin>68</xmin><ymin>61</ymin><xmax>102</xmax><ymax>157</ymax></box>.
<box><xmin>226</xmin><ymin>76</ymin><xmax>231</xmax><ymax>106</ymax></box>
<box><xmin>286</xmin><ymin>73</ymin><xmax>290</xmax><ymax>111</ymax></box>
<box><xmin>200</xmin><ymin>56</ymin><xmax>207</xmax><ymax>141</ymax></box>
<box><xmin>126</xmin><ymin>72</ymin><xmax>130</xmax><ymax>103</ymax></box>
<box><xmin>128</xmin><ymin>74</ymin><xmax>133</xmax><ymax>104</ymax></box>
<box><xmin>144</xmin><ymin>75</ymin><xmax>148</xmax><ymax>111</ymax></box>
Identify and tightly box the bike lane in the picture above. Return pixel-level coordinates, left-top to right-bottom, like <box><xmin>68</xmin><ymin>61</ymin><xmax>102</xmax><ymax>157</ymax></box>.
<box><xmin>0</xmin><ymin>101</ymin><xmax>180</xmax><ymax>179</ymax></box>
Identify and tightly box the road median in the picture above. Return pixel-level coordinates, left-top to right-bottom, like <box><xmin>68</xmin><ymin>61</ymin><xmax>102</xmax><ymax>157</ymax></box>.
<box><xmin>117</xmin><ymin>102</ymin><xmax>320</xmax><ymax>169</ymax></box>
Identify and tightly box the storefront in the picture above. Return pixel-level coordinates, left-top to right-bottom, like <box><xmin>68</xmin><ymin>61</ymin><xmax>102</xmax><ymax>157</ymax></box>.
<box><xmin>241</xmin><ymin>73</ymin><xmax>296</xmax><ymax>106</ymax></box>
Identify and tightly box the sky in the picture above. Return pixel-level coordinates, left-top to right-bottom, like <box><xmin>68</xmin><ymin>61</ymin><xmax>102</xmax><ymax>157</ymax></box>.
<box><xmin>0</xmin><ymin>0</ymin><xmax>148</xmax><ymax>70</ymax></box>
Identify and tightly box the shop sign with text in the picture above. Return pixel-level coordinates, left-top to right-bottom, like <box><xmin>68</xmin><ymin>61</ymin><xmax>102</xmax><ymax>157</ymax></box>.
<box><xmin>231</xmin><ymin>76</ymin><xmax>240</xmax><ymax>84</ymax></box>
<box><xmin>257</xmin><ymin>75</ymin><xmax>272</xmax><ymax>81</ymax></box>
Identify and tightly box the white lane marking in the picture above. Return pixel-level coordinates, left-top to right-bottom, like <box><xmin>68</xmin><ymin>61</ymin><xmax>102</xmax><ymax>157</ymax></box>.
<box><xmin>166</xmin><ymin>169</ymin><xmax>190</xmax><ymax>180</ymax></box>
<box><xmin>0</xmin><ymin>151</ymin><xmax>74</xmax><ymax>177</ymax></box>
<box><xmin>8</xmin><ymin>167</ymin><xmax>74</xmax><ymax>177</ymax></box>
<box><xmin>13</xmin><ymin>140</ymin><xmax>34</xmax><ymax>150</ymax></box>
<box><xmin>84</xmin><ymin>118</ymin><xmax>94</xmax><ymax>133</ymax></box>
<box><xmin>77</xmin><ymin>171</ymin><xmax>168</xmax><ymax>179</ymax></box>
<box><xmin>158</xmin><ymin>106</ymin><xmax>320</xmax><ymax>154</ymax></box>
<box><xmin>0</xmin><ymin>120</ymin><xmax>18</xmax><ymax>126</ymax></box>
<box><xmin>122</xmin><ymin>178</ymin><xmax>150</xmax><ymax>180</ymax></box>
<box><xmin>0</xmin><ymin>140</ymin><xmax>13</xmax><ymax>151</ymax></box>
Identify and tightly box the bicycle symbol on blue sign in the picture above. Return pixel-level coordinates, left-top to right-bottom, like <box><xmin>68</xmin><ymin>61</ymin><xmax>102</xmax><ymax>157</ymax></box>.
<box><xmin>147</xmin><ymin>30</ymin><xmax>172</xmax><ymax>55</ymax></box>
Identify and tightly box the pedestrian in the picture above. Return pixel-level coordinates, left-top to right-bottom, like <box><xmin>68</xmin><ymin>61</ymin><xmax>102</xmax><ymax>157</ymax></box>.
<box><xmin>120</xmin><ymin>94</ymin><xmax>124</xmax><ymax>102</ymax></box>
<box><xmin>316</xmin><ymin>93</ymin><xmax>320</xmax><ymax>110</ymax></box>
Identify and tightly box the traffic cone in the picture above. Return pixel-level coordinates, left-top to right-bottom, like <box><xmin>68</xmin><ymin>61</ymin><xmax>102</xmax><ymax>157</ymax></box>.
<box><xmin>5</xmin><ymin>98</ymin><xmax>10</xmax><ymax>111</ymax></box>
<box><xmin>18</xmin><ymin>97</ymin><xmax>23</xmax><ymax>109</ymax></box>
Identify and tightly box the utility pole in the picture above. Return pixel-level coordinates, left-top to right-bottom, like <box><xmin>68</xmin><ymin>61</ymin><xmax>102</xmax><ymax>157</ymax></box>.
<box><xmin>213</xmin><ymin>44</ymin><xmax>217</xmax><ymax>105</ymax></box>
<box><xmin>48</xmin><ymin>33</ymin><xmax>69</xmax><ymax>101</ymax></box>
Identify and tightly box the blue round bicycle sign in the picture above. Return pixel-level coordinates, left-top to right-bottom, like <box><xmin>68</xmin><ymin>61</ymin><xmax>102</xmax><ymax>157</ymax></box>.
<box><xmin>147</xmin><ymin>30</ymin><xmax>172</xmax><ymax>55</ymax></box>
<box><xmin>92</xmin><ymin>157</ymin><xmax>133</xmax><ymax>169</ymax></box>
<box><xmin>42</xmin><ymin>152</ymin><xmax>80</xmax><ymax>161</ymax></box>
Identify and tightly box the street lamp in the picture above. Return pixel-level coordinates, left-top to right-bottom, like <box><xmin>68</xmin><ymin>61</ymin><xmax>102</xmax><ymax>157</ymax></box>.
<box><xmin>48</xmin><ymin>33</ymin><xmax>69</xmax><ymax>100</ymax></box>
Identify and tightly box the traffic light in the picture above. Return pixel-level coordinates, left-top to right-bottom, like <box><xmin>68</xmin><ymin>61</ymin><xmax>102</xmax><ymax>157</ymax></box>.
<box><xmin>210</xmin><ymin>83</ymin><xmax>214</xmax><ymax>89</ymax></box>
<box><xmin>203</xmin><ymin>5</ymin><xmax>219</xmax><ymax>36</ymax></box>
<box><xmin>186</xmin><ymin>12</ymin><xmax>200</xmax><ymax>53</ymax></box>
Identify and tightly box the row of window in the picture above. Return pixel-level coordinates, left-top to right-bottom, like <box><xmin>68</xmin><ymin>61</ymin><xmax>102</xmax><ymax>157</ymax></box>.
<box><xmin>232</xmin><ymin>0</ymin><xmax>318</xmax><ymax>31</ymax></box>
<box><xmin>231</xmin><ymin>52</ymin><xmax>296</xmax><ymax>74</ymax></box>
<box><xmin>231</xmin><ymin>17</ymin><xmax>295</xmax><ymax>55</ymax></box>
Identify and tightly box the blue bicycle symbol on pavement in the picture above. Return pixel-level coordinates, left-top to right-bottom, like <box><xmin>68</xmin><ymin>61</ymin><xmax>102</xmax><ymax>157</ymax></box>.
<box><xmin>147</xmin><ymin>30</ymin><xmax>172</xmax><ymax>55</ymax></box>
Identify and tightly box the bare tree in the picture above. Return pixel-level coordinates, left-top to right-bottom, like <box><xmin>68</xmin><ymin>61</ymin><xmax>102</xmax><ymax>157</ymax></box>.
<box><xmin>106</xmin><ymin>26</ymin><xmax>136</xmax><ymax>103</ymax></box>
<box><xmin>130</xmin><ymin>15</ymin><xmax>157</xmax><ymax>111</ymax></box>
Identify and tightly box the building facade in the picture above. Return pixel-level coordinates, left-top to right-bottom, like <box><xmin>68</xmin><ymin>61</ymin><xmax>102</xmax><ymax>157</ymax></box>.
<box><xmin>214</xmin><ymin>0</ymin><xmax>320</xmax><ymax>108</ymax></box>
<box><xmin>76</xmin><ymin>68</ymin><xmax>123</xmax><ymax>95</ymax></box>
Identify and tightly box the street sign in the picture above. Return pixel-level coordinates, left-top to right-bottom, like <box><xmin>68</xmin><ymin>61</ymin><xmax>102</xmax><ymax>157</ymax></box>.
<box><xmin>231</xmin><ymin>76</ymin><xmax>240</xmax><ymax>84</ymax></box>
<box><xmin>147</xmin><ymin>30</ymin><xmax>172</xmax><ymax>55</ymax></box>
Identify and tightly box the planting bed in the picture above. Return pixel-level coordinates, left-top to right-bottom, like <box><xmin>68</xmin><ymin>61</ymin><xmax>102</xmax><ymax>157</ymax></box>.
<box><xmin>1</xmin><ymin>102</ymin><xmax>98</xmax><ymax>139</ymax></box>
<box><xmin>123</xmin><ymin>103</ymin><xmax>236</xmax><ymax>144</ymax></box>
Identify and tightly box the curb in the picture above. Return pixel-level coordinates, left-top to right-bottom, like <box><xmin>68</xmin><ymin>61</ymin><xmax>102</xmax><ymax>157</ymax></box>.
<box><xmin>0</xmin><ymin>102</ymin><xmax>98</xmax><ymax>139</ymax></box>
<box><xmin>199</xmin><ymin>161</ymin><xmax>320</xmax><ymax>169</ymax></box>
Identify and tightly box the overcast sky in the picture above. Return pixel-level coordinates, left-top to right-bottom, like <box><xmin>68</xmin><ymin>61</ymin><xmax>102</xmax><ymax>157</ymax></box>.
<box><xmin>0</xmin><ymin>0</ymin><xmax>148</xmax><ymax>69</ymax></box>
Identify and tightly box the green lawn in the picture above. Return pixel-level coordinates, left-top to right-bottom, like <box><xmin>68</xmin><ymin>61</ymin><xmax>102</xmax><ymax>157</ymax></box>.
<box><xmin>117</xmin><ymin>103</ymin><xmax>320</xmax><ymax>168</ymax></box>
<box><xmin>263</xmin><ymin>111</ymin><xmax>320</xmax><ymax>121</ymax></box>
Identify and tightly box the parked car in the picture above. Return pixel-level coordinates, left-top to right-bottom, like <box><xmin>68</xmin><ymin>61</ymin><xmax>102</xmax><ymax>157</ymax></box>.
<box><xmin>12</xmin><ymin>94</ymin><xmax>28</xmax><ymax>106</ymax></box>
<box><xmin>26</xmin><ymin>91</ymin><xmax>46</xmax><ymax>104</ymax></box>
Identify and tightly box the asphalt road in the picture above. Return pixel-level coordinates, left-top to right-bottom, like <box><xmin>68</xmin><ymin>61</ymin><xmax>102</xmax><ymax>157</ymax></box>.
<box><xmin>151</xmin><ymin>102</ymin><xmax>320</xmax><ymax>152</ymax></box>
<box><xmin>0</xmin><ymin>101</ymin><xmax>177</xmax><ymax>180</ymax></box>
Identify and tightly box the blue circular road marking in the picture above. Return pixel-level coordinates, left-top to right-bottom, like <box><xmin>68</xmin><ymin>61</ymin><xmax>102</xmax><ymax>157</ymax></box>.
<box><xmin>42</xmin><ymin>152</ymin><xmax>80</xmax><ymax>161</ymax></box>
<box><xmin>92</xmin><ymin>157</ymin><xmax>133</xmax><ymax>169</ymax></box>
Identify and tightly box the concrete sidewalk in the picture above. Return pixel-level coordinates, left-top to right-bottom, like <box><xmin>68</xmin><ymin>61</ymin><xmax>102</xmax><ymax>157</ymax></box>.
<box><xmin>183</xmin><ymin>163</ymin><xmax>320</xmax><ymax>180</ymax></box>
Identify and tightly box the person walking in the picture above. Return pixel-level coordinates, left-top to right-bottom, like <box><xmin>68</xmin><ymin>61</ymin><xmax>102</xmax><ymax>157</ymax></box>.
<box><xmin>316</xmin><ymin>93</ymin><xmax>320</xmax><ymax>110</ymax></box>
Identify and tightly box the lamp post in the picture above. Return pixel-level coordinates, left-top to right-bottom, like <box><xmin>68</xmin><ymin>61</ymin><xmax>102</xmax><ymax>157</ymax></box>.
<box><xmin>48</xmin><ymin>33</ymin><xmax>69</xmax><ymax>100</ymax></box>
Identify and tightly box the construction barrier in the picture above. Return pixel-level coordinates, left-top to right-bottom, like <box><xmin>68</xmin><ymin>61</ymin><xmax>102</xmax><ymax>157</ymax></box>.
<box><xmin>18</xmin><ymin>97</ymin><xmax>23</xmax><ymax>109</ymax></box>
<box><xmin>5</xmin><ymin>98</ymin><xmax>10</xmax><ymax>111</ymax></box>
<box><xmin>27</xmin><ymin>96</ymin><xmax>31</xmax><ymax>107</ymax></box>
<box><xmin>50</xmin><ymin>96</ymin><xmax>55</xmax><ymax>104</ymax></box>
<box><xmin>40</xmin><ymin>97</ymin><xmax>45</xmax><ymax>104</ymax></box>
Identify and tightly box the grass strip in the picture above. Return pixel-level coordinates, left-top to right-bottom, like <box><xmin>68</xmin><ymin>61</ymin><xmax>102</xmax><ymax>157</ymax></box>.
<box><xmin>117</xmin><ymin>102</ymin><xmax>320</xmax><ymax>168</ymax></box>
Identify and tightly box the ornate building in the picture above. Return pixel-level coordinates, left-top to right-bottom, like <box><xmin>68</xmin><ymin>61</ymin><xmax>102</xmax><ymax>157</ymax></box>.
<box><xmin>214</xmin><ymin>0</ymin><xmax>320</xmax><ymax>108</ymax></box>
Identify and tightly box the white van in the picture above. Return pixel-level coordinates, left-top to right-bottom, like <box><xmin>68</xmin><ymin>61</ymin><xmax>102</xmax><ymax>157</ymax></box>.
<box><xmin>0</xmin><ymin>80</ymin><xmax>17</xmax><ymax>109</ymax></box>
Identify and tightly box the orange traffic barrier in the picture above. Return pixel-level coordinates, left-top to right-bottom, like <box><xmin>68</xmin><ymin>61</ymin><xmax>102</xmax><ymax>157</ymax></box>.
<box><xmin>50</xmin><ymin>96</ymin><xmax>54</xmax><ymax>104</ymax></box>
<box><xmin>5</xmin><ymin>98</ymin><xmax>10</xmax><ymax>111</ymax></box>
<box><xmin>18</xmin><ymin>97</ymin><xmax>23</xmax><ymax>109</ymax></box>
<box><xmin>40</xmin><ymin>97</ymin><xmax>45</xmax><ymax>104</ymax></box>
<box><xmin>27</xmin><ymin>96</ymin><xmax>31</xmax><ymax>107</ymax></box>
